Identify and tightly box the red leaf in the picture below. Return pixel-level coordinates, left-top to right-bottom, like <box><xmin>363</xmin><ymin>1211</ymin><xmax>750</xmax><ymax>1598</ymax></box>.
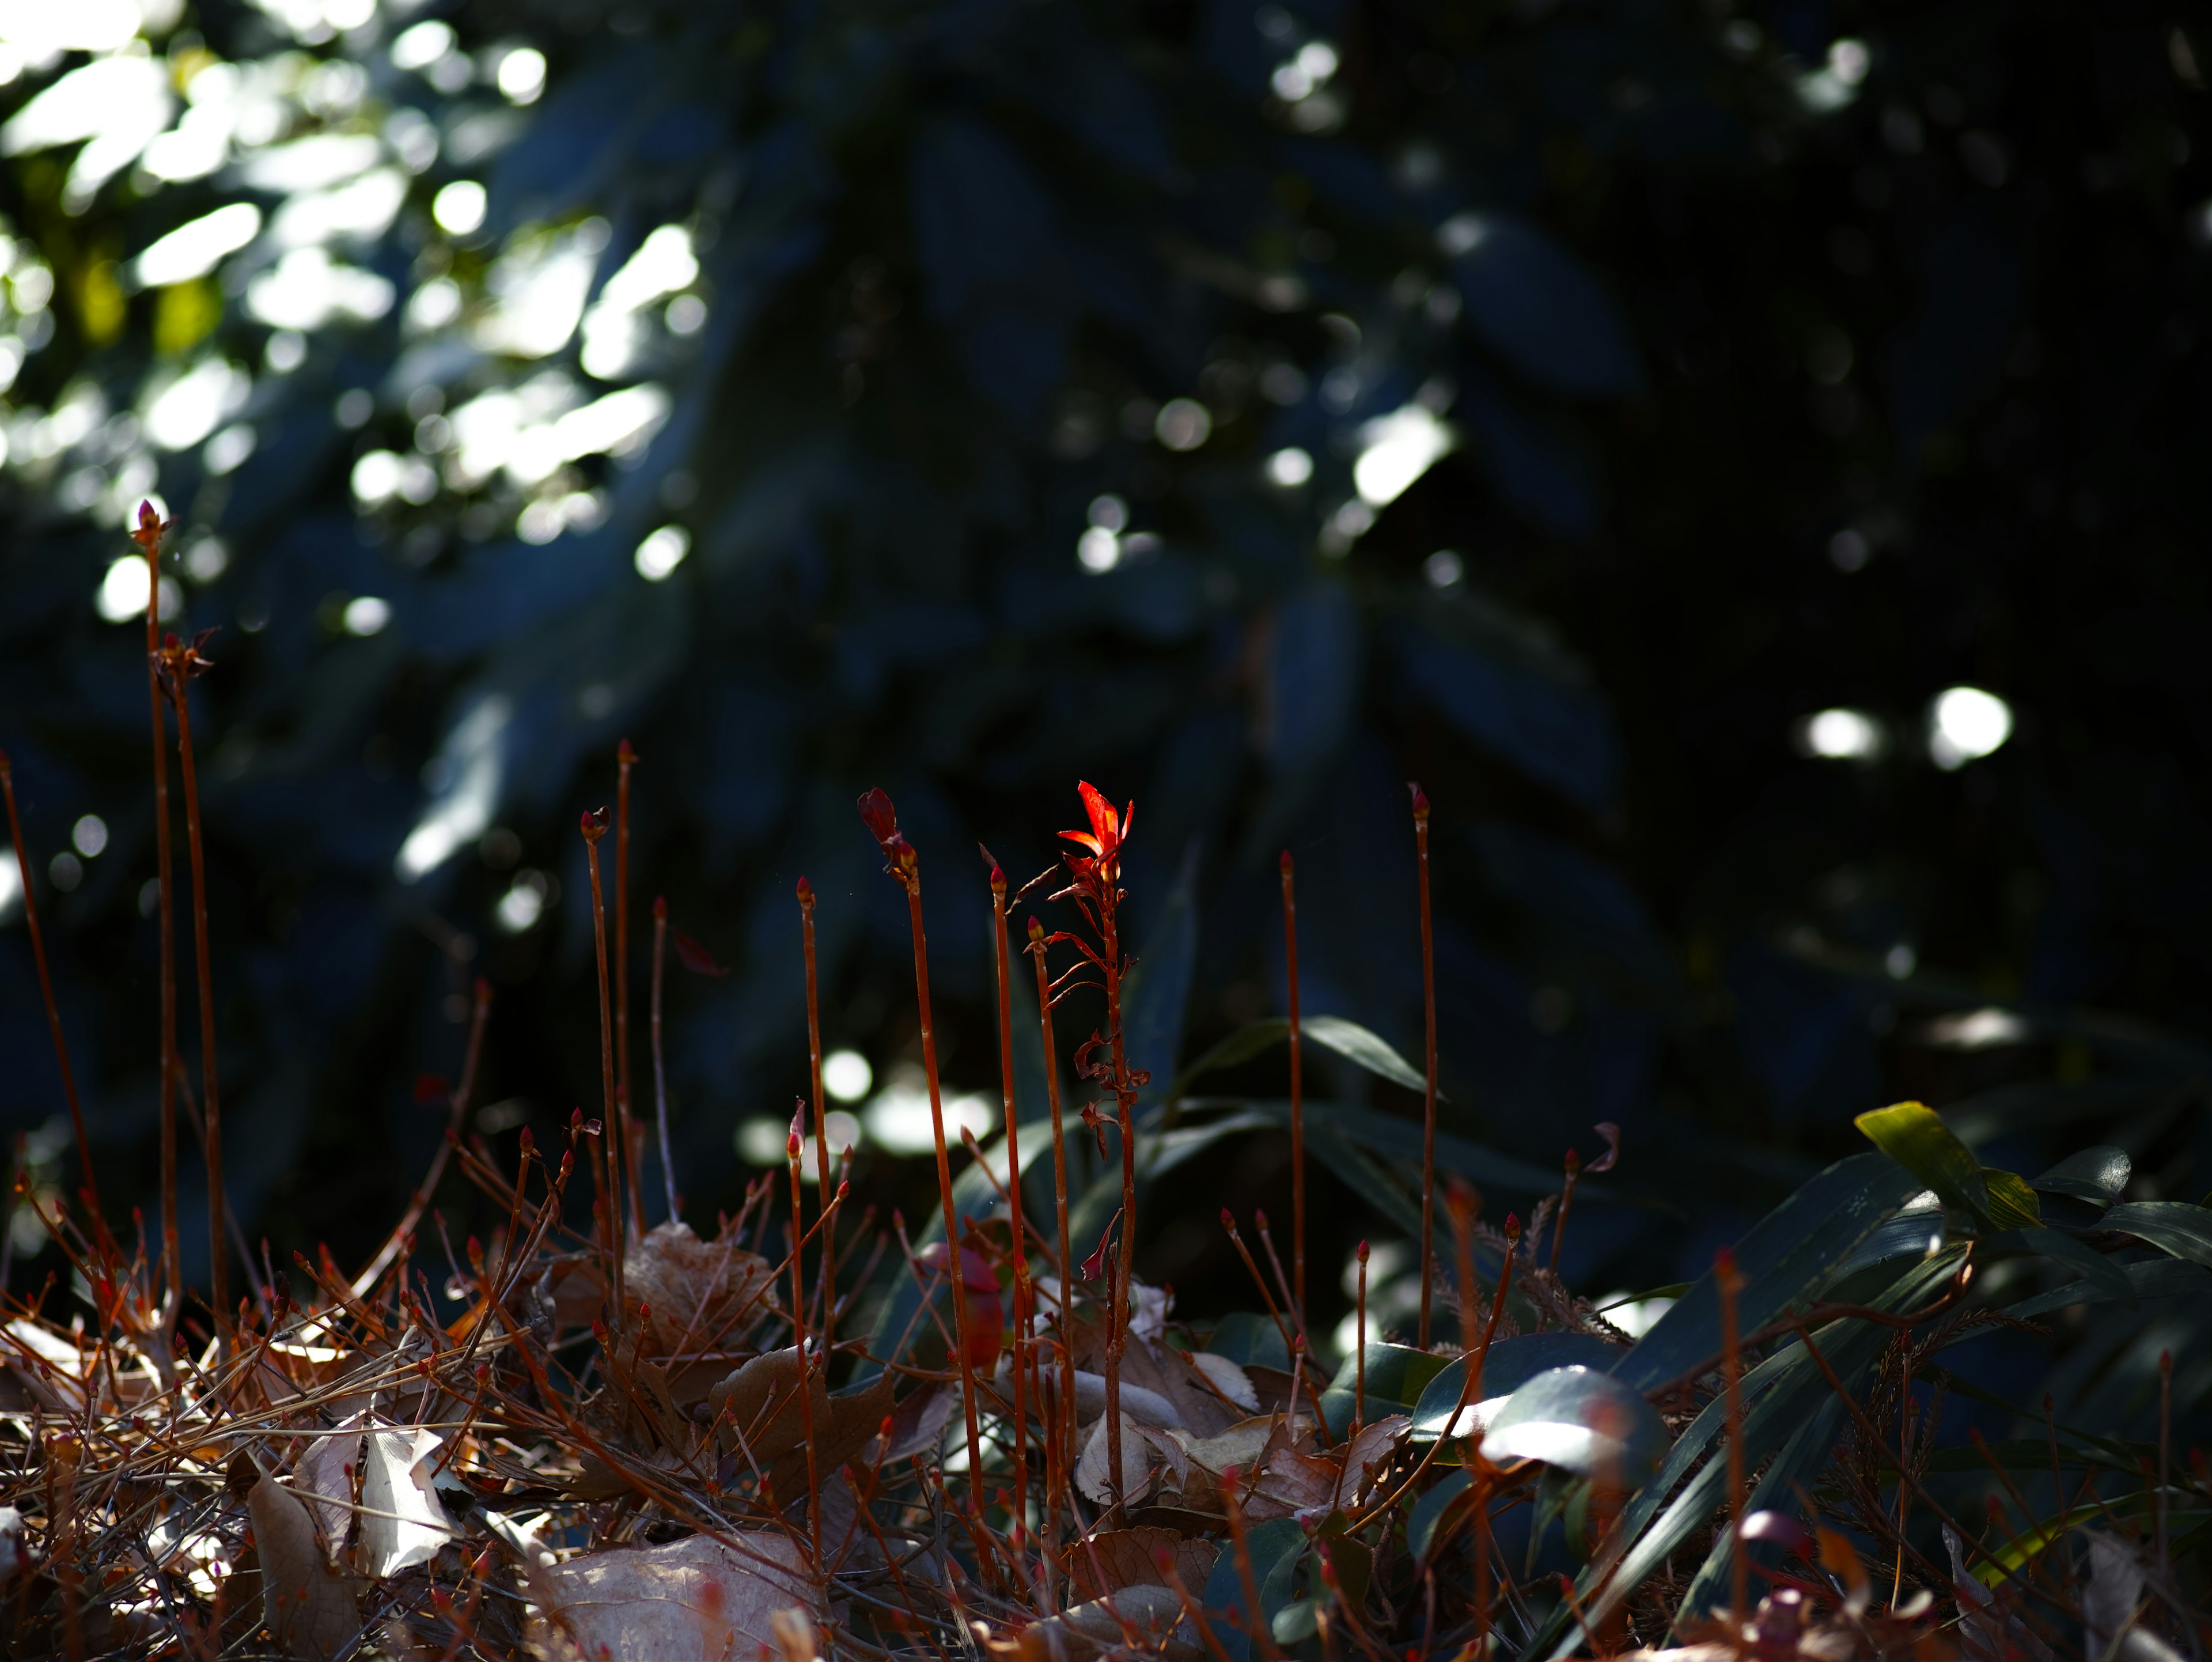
<box><xmin>672</xmin><ymin>927</ymin><xmax>730</xmax><ymax>977</ymax></box>
<box><xmin>857</xmin><ymin>787</ymin><xmax>899</xmax><ymax>850</ymax></box>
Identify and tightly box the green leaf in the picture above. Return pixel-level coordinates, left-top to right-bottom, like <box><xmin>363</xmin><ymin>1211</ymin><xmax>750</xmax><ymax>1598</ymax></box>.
<box><xmin>1537</xmin><ymin>1251</ymin><xmax>1964</xmax><ymax>1660</ymax></box>
<box><xmin>2101</xmin><ymin>1201</ymin><xmax>2212</xmax><ymax>1269</ymax></box>
<box><xmin>1410</xmin><ymin>1332</ymin><xmax>1623</xmax><ymax>1448</ymax></box>
<box><xmin>1979</xmin><ymin>1227</ymin><xmax>2135</xmax><ymax>1304</ymax></box>
<box><xmin>2002</xmin><ymin>1255</ymin><xmax>2209</xmax><ymax>1320</ymax></box>
<box><xmin>1854</xmin><ymin>1100</ymin><xmax>1989</xmax><ymax>1220</ymax></box>
<box><xmin>1123</xmin><ymin>840</ymin><xmax>1200</xmax><ymax>1105</ymax></box>
<box><xmin>1202</xmin><ymin>1517</ymin><xmax>1306</xmax><ymax>1662</ymax></box>
<box><xmin>1204</xmin><ymin>1311</ymin><xmax>1290</xmax><ymax>1371</ymax></box>
<box><xmin>1406</xmin><ymin>1469</ymin><xmax>1474</xmax><ymax>1561</ymax></box>
<box><xmin>1982</xmin><ymin>1168</ymin><xmax>2042</xmax><ymax>1231</ymax></box>
<box><xmin>1168</xmin><ymin>1012</ymin><xmax>1433</xmax><ymax>1102</ymax></box>
<box><xmin>1317</xmin><ymin>1342</ymin><xmax>1452</xmax><ymax>1438</ymax></box>
<box><xmin>1479</xmin><ymin>1366</ymin><xmax>1669</xmax><ymax>1485</ymax></box>
<box><xmin>1612</xmin><ymin>1152</ymin><xmax>1921</xmax><ymax>1394</ymax></box>
<box><xmin>2031</xmin><ymin>1145</ymin><xmax>2130</xmax><ymax>1206</ymax></box>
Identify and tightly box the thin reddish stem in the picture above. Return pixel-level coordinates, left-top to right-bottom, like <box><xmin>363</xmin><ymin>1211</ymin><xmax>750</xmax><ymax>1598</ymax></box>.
<box><xmin>0</xmin><ymin>756</ymin><xmax>103</xmax><ymax>1228</ymax></box>
<box><xmin>1411</xmin><ymin>784</ymin><xmax>1437</xmax><ymax>1350</ymax></box>
<box><xmin>581</xmin><ymin>812</ymin><xmax>624</xmax><ymax>1323</ymax></box>
<box><xmin>786</xmin><ymin>1113</ymin><xmax>820</xmax><ymax>1569</ymax></box>
<box><xmin>798</xmin><ymin>879</ymin><xmax>833</xmax><ymax>1345</ymax></box>
<box><xmin>650</xmin><ymin>899</ymin><xmax>678</xmax><ymax>1223</ymax></box>
<box><xmin>132</xmin><ymin>506</ymin><xmax>180</xmax><ymax>1322</ymax></box>
<box><xmin>987</xmin><ymin>866</ymin><xmax>1029</xmax><ymax>1561</ymax></box>
<box><xmin>160</xmin><ymin>645</ymin><xmax>228</xmax><ymax>1351</ymax></box>
<box><xmin>900</xmin><ymin>868</ymin><xmax>986</xmax><ymax>1497</ymax></box>
<box><xmin>1718</xmin><ymin>1246</ymin><xmax>1747</xmax><ymax>1620</ymax></box>
<box><xmin>1027</xmin><ymin>918</ymin><xmax>1077</xmax><ymax>1521</ymax></box>
<box><xmin>615</xmin><ymin>741</ymin><xmax>642</xmax><ymax>1242</ymax></box>
<box><xmin>1280</xmin><ymin>849</ymin><xmax>1304</xmax><ymax>1320</ymax></box>
<box><xmin>1354</xmin><ymin>1239</ymin><xmax>1369</xmax><ymax>1436</ymax></box>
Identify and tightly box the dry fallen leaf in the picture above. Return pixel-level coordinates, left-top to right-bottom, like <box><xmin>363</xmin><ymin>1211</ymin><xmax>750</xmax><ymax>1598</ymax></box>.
<box><xmin>248</xmin><ymin>1474</ymin><xmax>360</xmax><ymax>1662</ymax></box>
<box><xmin>1187</xmin><ymin>1351</ymin><xmax>1258</xmax><ymax>1413</ymax></box>
<box><xmin>1067</xmin><ymin>1527</ymin><xmax>1219</xmax><ymax>1601</ymax></box>
<box><xmin>626</xmin><ymin>1220</ymin><xmax>778</xmax><ymax>1358</ymax></box>
<box><xmin>357</xmin><ymin>1425</ymin><xmax>457</xmax><ymax>1578</ymax></box>
<box><xmin>1076</xmin><ymin>1413</ymin><xmax>1157</xmax><ymax>1506</ymax></box>
<box><xmin>527</xmin><ymin>1531</ymin><xmax>815</xmax><ymax>1662</ymax></box>
<box><xmin>710</xmin><ymin>1346</ymin><xmax>830</xmax><ymax>1465</ymax></box>
<box><xmin>294</xmin><ymin>1416</ymin><xmax>364</xmax><ymax>1565</ymax></box>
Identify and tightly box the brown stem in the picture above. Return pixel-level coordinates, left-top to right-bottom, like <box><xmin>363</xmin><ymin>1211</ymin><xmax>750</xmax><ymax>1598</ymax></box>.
<box><xmin>786</xmin><ymin>1111</ymin><xmax>820</xmax><ymax>1570</ymax></box>
<box><xmin>1551</xmin><ymin>1149</ymin><xmax>1582</xmax><ymax>1277</ymax></box>
<box><xmin>1221</xmin><ymin>1210</ymin><xmax>1297</xmax><ymax>1363</ymax></box>
<box><xmin>651</xmin><ymin>899</ymin><xmax>678</xmax><ymax>1224</ymax></box>
<box><xmin>1027</xmin><ymin>917</ymin><xmax>1077</xmax><ymax>1521</ymax></box>
<box><xmin>615</xmin><ymin>741</ymin><xmax>642</xmax><ymax>1242</ymax></box>
<box><xmin>987</xmin><ymin>865</ymin><xmax>1029</xmax><ymax>1558</ymax></box>
<box><xmin>1411</xmin><ymin>785</ymin><xmax>1438</xmax><ymax>1350</ymax></box>
<box><xmin>1253</xmin><ymin>1209</ymin><xmax>1316</xmax><ymax>1384</ymax></box>
<box><xmin>1102</xmin><ymin>909</ymin><xmax>1139</xmax><ymax>1510</ymax></box>
<box><xmin>132</xmin><ymin>506</ymin><xmax>180</xmax><ymax>1322</ymax></box>
<box><xmin>0</xmin><ymin>757</ymin><xmax>103</xmax><ymax>1228</ymax></box>
<box><xmin>1718</xmin><ymin>1247</ymin><xmax>1747</xmax><ymax>1621</ymax></box>
<box><xmin>581</xmin><ymin>811</ymin><xmax>624</xmax><ymax>1324</ymax></box>
<box><xmin>897</xmin><ymin>870</ymin><xmax>986</xmax><ymax>1497</ymax></box>
<box><xmin>797</xmin><ymin>879</ymin><xmax>833</xmax><ymax>1343</ymax></box>
<box><xmin>161</xmin><ymin>650</ymin><xmax>229</xmax><ymax>1353</ymax></box>
<box><xmin>353</xmin><ymin>979</ymin><xmax>491</xmax><ymax>1296</ymax></box>
<box><xmin>1279</xmin><ymin>849</ymin><xmax>1304</xmax><ymax>1320</ymax></box>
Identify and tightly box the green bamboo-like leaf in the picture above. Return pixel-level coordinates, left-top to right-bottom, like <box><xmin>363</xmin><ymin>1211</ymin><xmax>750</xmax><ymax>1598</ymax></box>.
<box><xmin>1534</xmin><ymin>1251</ymin><xmax>1963</xmax><ymax>1659</ymax></box>
<box><xmin>1480</xmin><ymin>1366</ymin><xmax>1669</xmax><ymax>1485</ymax></box>
<box><xmin>1611</xmin><ymin>1152</ymin><xmax>1921</xmax><ymax>1393</ymax></box>
<box><xmin>1979</xmin><ymin>1226</ymin><xmax>2135</xmax><ymax>1304</ymax></box>
<box><xmin>1678</xmin><ymin>1388</ymin><xmax>1847</xmax><ymax>1614</ymax></box>
<box><xmin>2031</xmin><ymin>1145</ymin><xmax>2130</xmax><ymax>1206</ymax></box>
<box><xmin>1854</xmin><ymin>1100</ymin><xmax>1989</xmax><ymax>1220</ymax></box>
<box><xmin>2100</xmin><ymin>1200</ymin><xmax>2212</xmax><ymax>1269</ymax></box>
<box><xmin>1317</xmin><ymin>1342</ymin><xmax>1452</xmax><ymax>1438</ymax></box>
<box><xmin>2002</xmin><ymin>1255</ymin><xmax>2208</xmax><ymax>1320</ymax></box>
<box><xmin>1982</xmin><ymin>1168</ymin><xmax>2042</xmax><ymax>1231</ymax></box>
<box><xmin>1168</xmin><ymin>1013</ymin><xmax>1433</xmax><ymax>1102</ymax></box>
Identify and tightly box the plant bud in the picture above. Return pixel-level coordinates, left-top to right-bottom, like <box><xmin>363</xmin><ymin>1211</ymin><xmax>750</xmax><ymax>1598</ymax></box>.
<box><xmin>796</xmin><ymin>875</ymin><xmax>812</xmax><ymax>904</ymax></box>
<box><xmin>1408</xmin><ymin>782</ymin><xmax>1430</xmax><ymax>820</ymax></box>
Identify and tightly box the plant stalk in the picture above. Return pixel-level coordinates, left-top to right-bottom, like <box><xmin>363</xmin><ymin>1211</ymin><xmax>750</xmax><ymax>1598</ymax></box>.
<box><xmin>581</xmin><ymin>811</ymin><xmax>624</xmax><ymax>1323</ymax></box>
<box><xmin>1411</xmin><ymin>785</ymin><xmax>1437</xmax><ymax>1349</ymax></box>
<box><xmin>987</xmin><ymin>865</ymin><xmax>1029</xmax><ymax>1558</ymax></box>
<box><xmin>797</xmin><ymin>878</ymin><xmax>834</xmax><ymax>1343</ymax></box>
<box><xmin>133</xmin><ymin>505</ymin><xmax>180</xmax><ymax>1322</ymax></box>
<box><xmin>650</xmin><ymin>898</ymin><xmax>679</xmax><ymax>1222</ymax></box>
<box><xmin>1027</xmin><ymin>917</ymin><xmax>1077</xmax><ymax>1518</ymax></box>
<box><xmin>615</xmin><ymin>743</ymin><xmax>643</xmax><ymax>1242</ymax></box>
<box><xmin>1279</xmin><ymin>849</ymin><xmax>1304</xmax><ymax>1319</ymax></box>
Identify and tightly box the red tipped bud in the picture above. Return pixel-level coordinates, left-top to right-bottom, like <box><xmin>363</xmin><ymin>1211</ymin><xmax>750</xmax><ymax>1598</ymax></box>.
<box><xmin>858</xmin><ymin>787</ymin><xmax>899</xmax><ymax>847</ymax></box>
<box><xmin>1505</xmin><ymin>1212</ymin><xmax>1521</xmax><ymax>1239</ymax></box>
<box><xmin>618</xmin><ymin>738</ymin><xmax>637</xmax><ymax>766</ymax></box>
<box><xmin>570</xmin><ymin>1107</ymin><xmax>584</xmax><ymax>1129</ymax></box>
<box><xmin>787</xmin><ymin>1130</ymin><xmax>803</xmax><ymax>1160</ymax></box>
<box><xmin>517</xmin><ymin>1126</ymin><xmax>532</xmax><ymax>1151</ymax></box>
<box><xmin>1219</xmin><ymin>1207</ymin><xmax>1236</xmax><ymax>1230</ymax></box>
<box><xmin>1408</xmin><ymin>782</ymin><xmax>1430</xmax><ymax>820</ymax></box>
<box><xmin>1027</xmin><ymin>916</ymin><xmax>1044</xmax><ymax>943</ymax></box>
<box><xmin>837</xmin><ymin>1179</ymin><xmax>850</xmax><ymax>1199</ymax></box>
<box><xmin>581</xmin><ymin>807</ymin><xmax>610</xmax><ymax>840</ymax></box>
<box><xmin>1563</xmin><ymin>1148</ymin><xmax>1581</xmax><ymax>1177</ymax></box>
<box><xmin>653</xmin><ymin>894</ymin><xmax>668</xmax><ymax>920</ymax></box>
<box><xmin>1279</xmin><ymin>849</ymin><xmax>1294</xmax><ymax>876</ymax></box>
<box><xmin>1357</xmin><ymin>1239</ymin><xmax>1369</xmax><ymax>1263</ymax></box>
<box><xmin>990</xmin><ymin>865</ymin><xmax>1006</xmax><ymax>894</ymax></box>
<box><xmin>1254</xmin><ymin>1208</ymin><xmax>1270</xmax><ymax>1231</ymax></box>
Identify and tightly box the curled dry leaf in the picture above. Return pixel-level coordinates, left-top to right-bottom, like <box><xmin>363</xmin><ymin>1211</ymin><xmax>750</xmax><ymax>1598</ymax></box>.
<box><xmin>626</xmin><ymin>1220</ymin><xmax>778</xmax><ymax>1360</ymax></box>
<box><xmin>1187</xmin><ymin>1351</ymin><xmax>1258</xmax><ymax>1413</ymax></box>
<box><xmin>1067</xmin><ymin>1526</ymin><xmax>1219</xmax><ymax>1601</ymax></box>
<box><xmin>294</xmin><ymin>1415</ymin><xmax>364</xmax><ymax>1565</ymax></box>
<box><xmin>247</xmin><ymin>1475</ymin><xmax>360</xmax><ymax>1662</ymax></box>
<box><xmin>1075</xmin><ymin>1413</ymin><xmax>1158</xmax><ymax>1506</ymax></box>
<box><xmin>528</xmin><ymin>1531</ymin><xmax>815</xmax><ymax>1662</ymax></box>
<box><xmin>710</xmin><ymin>1347</ymin><xmax>830</xmax><ymax>1464</ymax></box>
<box><xmin>357</xmin><ymin>1425</ymin><xmax>457</xmax><ymax>1578</ymax></box>
<box><xmin>987</xmin><ymin>1585</ymin><xmax>1201</xmax><ymax>1662</ymax></box>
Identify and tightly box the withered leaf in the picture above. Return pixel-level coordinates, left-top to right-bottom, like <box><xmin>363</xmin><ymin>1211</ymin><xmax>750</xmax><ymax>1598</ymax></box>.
<box><xmin>527</xmin><ymin>1532</ymin><xmax>815</xmax><ymax>1662</ymax></box>
<box><xmin>626</xmin><ymin>1221</ymin><xmax>777</xmax><ymax>1358</ymax></box>
<box><xmin>248</xmin><ymin>1475</ymin><xmax>360</xmax><ymax>1662</ymax></box>
<box><xmin>1066</xmin><ymin>1527</ymin><xmax>1219</xmax><ymax>1601</ymax></box>
<box><xmin>357</xmin><ymin>1425</ymin><xmax>457</xmax><ymax>1578</ymax></box>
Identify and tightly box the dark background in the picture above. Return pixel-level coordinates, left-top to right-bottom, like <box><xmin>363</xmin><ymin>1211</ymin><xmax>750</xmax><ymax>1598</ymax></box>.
<box><xmin>3</xmin><ymin>0</ymin><xmax>2210</xmax><ymax>1377</ymax></box>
